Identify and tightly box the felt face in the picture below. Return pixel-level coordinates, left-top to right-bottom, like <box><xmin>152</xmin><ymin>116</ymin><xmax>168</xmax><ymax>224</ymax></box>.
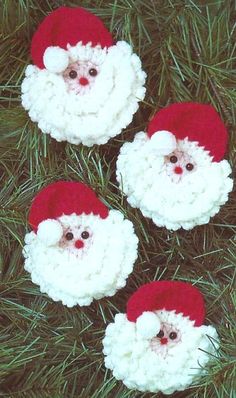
<box><xmin>58</xmin><ymin>218</ymin><xmax>93</xmax><ymax>252</ymax></box>
<box><xmin>164</xmin><ymin>150</ymin><xmax>196</xmax><ymax>183</ymax></box>
<box><xmin>150</xmin><ymin>322</ymin><xmax>181</xmax><ymax>357</ymax></box>
<box><xmin>23</xmin><ymin>211</ymin><xmax>138</xmax><ymax>307</ymax></box>
<box><xmin>117</xmin><ymin>132</ymin><xmax>233</xmax><ymax>230</ymax></box>
<box><xmin>103</xmin><ymin>310</ymin><xmax>219</xmax><ymax>395</ymax></box>
<box><xmin>21</xmin><ymin>42</ymin><xmax>146</xmax><ymax>146</ymax></box>
<box><xmin>62</xmin><ymin>61</ymin><xmax>99</xmax><ymax>95</ymax></box>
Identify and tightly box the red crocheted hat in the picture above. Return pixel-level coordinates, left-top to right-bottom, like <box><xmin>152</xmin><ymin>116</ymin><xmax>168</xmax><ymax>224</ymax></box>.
<box><xmin>147</xmin><ymin>102</ymin><xmax>228</xmax><ymax>162</ymax></box>
<box><xmin>29</xmin><ymin>181</ymin><xmax>108</xmax><ymax>232</ymax></box>
<box><xmin>127</xmin><ymin>280</ymin><xmax>205</xmax><ymax>327</ymax></box>
<box><xmin>31</xmin><ymin>6</ymin><xmax>113</xmax><ymax>72</ymax></box>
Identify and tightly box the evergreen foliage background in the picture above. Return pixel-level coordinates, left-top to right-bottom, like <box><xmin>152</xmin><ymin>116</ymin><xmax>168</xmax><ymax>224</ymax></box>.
<box><xmin>0</xmin><ymin>0</ymin><xmax>236</xmax><ymax>397</ymax></box>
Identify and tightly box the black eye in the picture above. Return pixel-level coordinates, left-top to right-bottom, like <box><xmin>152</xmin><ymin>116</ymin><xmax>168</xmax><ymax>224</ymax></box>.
<box><xmin>89</xmin><ymin>68</ymin><xmax>98</xmax><ymax>76</ymax></box>
<box><xmin>170</xmin><ymin>155</ymin><xmax>178</xmax><ymax>163</ymax></box>
<box><xmin>186</xmin><ymin>163</ymin><xmax>194</xmax><ymax>171</ymax></box>
<box><xmin>65</xmin><ymin>232</ymin><xmax>74</xmax><ymax>240</ymax></box>
<box><xmin>81</xmin><ymin>231</ymin><xmax>89</xmax><ymax>239</ymax></box>
<box><xmin>169</xmin><ymin>332</ymin><xmax>177</xmax><ymax>340</ymax></box>
<box><xmin>69</xmin><ymin>70</ymin><xmax>77</xmax><ymax>79</ymax></box>
<box><xmin>156</xmin><ymin>330</ymin><xmax>164</xmax><ymax>338</ymax></box>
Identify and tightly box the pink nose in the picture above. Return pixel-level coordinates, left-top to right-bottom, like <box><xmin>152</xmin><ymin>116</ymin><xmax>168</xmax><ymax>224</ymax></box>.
<box><xmin>174</xmin><ymin>166</ymin><xmax>183</xmax><ymax>175</ymax></box>
<box><xmin>79</xmin><ymin>77</ymin><xmax>89</xmax><ymax>86</ymax></box>
<box><xmin>160</xmin><ymin>337</ymin><xmax>168</xmax><ymax>345</ymax></box>
<box><xmin>75</xmin><ymin>240</ymin><xmax>84</xmax><ymax>249</ymax></box>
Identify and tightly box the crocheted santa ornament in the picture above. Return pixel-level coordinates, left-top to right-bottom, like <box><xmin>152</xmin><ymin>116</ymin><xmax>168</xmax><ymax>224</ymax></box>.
<box><xmin>103</xmin><ymin>280</ymin><xmax>219</xmax><ymax>394</ymax></box>
<box><xmin>117</xmin><ymin>102</ymin><xmax>233</xmax><ymax>230</ymax></box>
<box><xmin>21</xmin><ymin>7</ymin><xmax>146</xmax><ymax>146</ymax></box>
<box><xmin>23</xmin><ymin>181</ymin><xmax>138</xmax><ymax>307</ymax></box>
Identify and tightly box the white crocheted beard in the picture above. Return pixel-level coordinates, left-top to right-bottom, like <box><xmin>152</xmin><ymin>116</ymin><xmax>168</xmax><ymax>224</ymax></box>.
<box><xmin>23</xmin><ymin>210</ymin><xmax>138</xmax><ymax>307</ymax></box>
<box><xmin>117</xmin><ymin>132</ymin><xmax>233</xmax><ymax>230</ymax></box>
<box><xmin>103</xmin><ymin>310</ymin><xmax>219</xmax><ymax>395</ymax></box>
<box><xmin>21</xmin><ymin>41</ymin><xmax>146</xmax><ymax>146</ymax></box>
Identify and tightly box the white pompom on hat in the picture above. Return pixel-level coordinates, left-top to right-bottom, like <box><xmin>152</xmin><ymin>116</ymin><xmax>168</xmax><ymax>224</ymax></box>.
<box><xmin>136</xmin><ymin>311</ymin><xmax>161</xmax><ymax>339</ymax></box>
<box><xmin>37</xmin><ymin>219</ymin><xmax>63</xmax><ymax>246</ymax></box>
<box><xmin>43</xmin><ymin>47</ymin><xmax>69</xmax><ymax>73</ymax></box>
<box><xmin>149</xmin><ymin>130</ymin><xmax>177</xmax><ymax>155</ymax></box>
